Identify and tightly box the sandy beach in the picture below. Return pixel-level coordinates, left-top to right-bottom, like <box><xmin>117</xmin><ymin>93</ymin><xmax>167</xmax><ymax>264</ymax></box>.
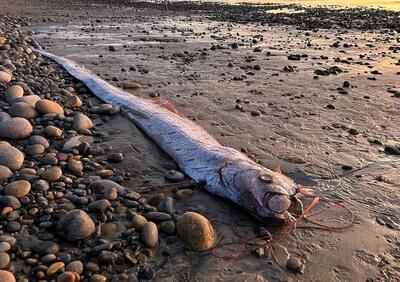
<box><xmin>0</xmin><ymin>0</ymin><xmax>399</xmax><ymax>281</ymax></box>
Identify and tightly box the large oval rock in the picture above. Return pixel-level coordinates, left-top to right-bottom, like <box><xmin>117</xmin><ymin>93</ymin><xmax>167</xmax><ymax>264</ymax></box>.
<box><xmin>176</xmin><ymin>212</ymin><xmax>215</xmax><ymax>251</ymax></box>
<box><xmin>57</xmin><ymin>209</ymin><xmax>95</xmax><ymax>241</ymax></box>
<box><xmin>5</xmin><ymin>180</ymin><xmax>31</xmax><ymax>197</ymax></box>
<box><xmin>0</xmin><ymin>142</ymin><xmax>24</xmax><ymax>170</ymax></box>
<box><xmin>5</xmin><ymin>85</ymin><xmax>23</xmax><ymax>103</ymax></box>
<box><xmin>0</xmin><ymin>166</ymin><xmax>12</xmax><ymax>181</ymax></box>
<box><xmin>35</xmin><ymin>99</ymin><xmax>64</xmax><ymax>115</ymax></box>
<box><xmin>0</xmin><ymin>270</ymin><xmax>15</xmax><ymax>282</ymax></box>
<box><xmin>73</xmin><ymin>113</ymin><xmax>93</xmax><ymax>132</ymax></box>
<box><xmin>0</xmin><ymin>117</ymin><xmax>32</xmax><ymax>139</ymax></box>
<box><xmin>141</xmin><ymin>222</ymin><xmax>158</xmax><ymax>248</ymax></box>
<box><xmin>8</xmin><ymin>102</ymin><xmax>38</xmax><ymax>119</ymax></box>
<box><xmin>0</xmin><ymin>71</ymin><xmax>11</xmax><ymax>84</ymax></box>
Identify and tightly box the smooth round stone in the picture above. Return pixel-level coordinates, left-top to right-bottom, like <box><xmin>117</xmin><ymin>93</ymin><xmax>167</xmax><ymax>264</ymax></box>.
<box><xmin>0</xmin><ymin>242</ymin><xmax>10</xmax><ymax>252</ymax></box>
<box><xmin>44</xmin><ymin>125</ymin><xmax>63</xmax><ymax>137</ymax></box>
<box><xmin>0</xmin><ymin>165</ymin><xmax>12</xmax><ymax>181</ymax></box>
<box><xmin>5</xmin><ymin>180</ymin><xmax>31</xmax><ymax>197</ymax></box>
<box><xmin>8</xmin><ymin>102</ymin><xmax>38</xmax><ymax>119</ymax></box>
<box><xmin>175</xmin><ymin>189</ymin><xmax>194</xmax><ymax>200</ymax></box>
<box><xmin>41</xmin><ymin>254</ymin><xmax>57</xmax><ymax>263</ymax></box>
<box><xmin>0</xmin><ymin>252</ymin><xmax>10</xmax><ymax>269</ymax></box>
<box><xmin>0</xmin><ymin>117</ymin><xmax>32</xmax><ymax>139</ymax></box>
<box><xmin>56</xmin><ymin>271</ymin><xmax>76</xmax><ymax>282</ymax></box>
<box><xmin>12</xmin><ymin>95</ymin><xmax>40</xmax><ymax>107</ymax></box>
<box><xmin>88</xmin><ymin>199</ymin><xmax>111</xmax><ymax>212</ymax></box>
<box><xmin>132</xmin><ymin>214</ymin><xmax>148</xmax><ymax>231</ymax></box>
<box><xmin>164</xmin><ymin>170</ymin><xmax>185</xmax><ymax>182</ymax></box>
<box><xmin>4</xmin><ymin>221</ymin><xmax>20</xmax><ymax>232</ymax></box>
<box><xmin>0</xmin><ymin>37</ymin><xmax>5</xmax><ymax>45</ymax></box>
<box><xmin>32</xmin><ymin>179</ymin><xmax>50</xmax><ymax>192</ymax></box>
<box><xmin>29</xmin><ymin>135</ymin><xmax>50</xmax><ymax>148</ymax></box>
<box><xmin>25</xmin><ymin>144</ymin><xmax>45</xmax><ymax>155</ymax></box>
<box><xmin>0</xmin><ymin>270</ymin><xmax>15</xmax><ymax>282</ymax></box>
<box><xmin>73</xmin><ymin>113</ymin><xmax>93</xmax><ymax>132</ymax></box>
<box><xmin>67</xmin><ymin>159</ymin><xmax>83</xmax><ymax>174</ymax></box>
<box><xmin>65</xmin><ymin>95</ymin><xmax>82</xmax><ymax>108</ymax></box>
<box><xmin>107</xmin><ymin>152</ymin><xmax>124</xmax><ymax>163</ymax></box>
<box><xmin>0</xmin><ymin>142</ymin><xmax>24</xmax><ymax>170</ymax></box>
<box><xmin>41</xmin><ymin>166</ymin><xmax>62</xmax><ymax>182</ymax></box>
<box><xmin>35</xmin><ymin>99</ymin><xmax>64</xmax><ymax>115</ymax></box>
<box><xmin>57</xmin><ymin>209</ymin><xmax>95</xmax><ymax>241</ymax></box>
<box><xmin>122</xmin><ymin>82</ymin><xmax>142</xmax><ymax>89</ymax></box>
<box><xmin>96</xmin><ymin>169</ymin><xmax>113</xmax><ymax>178</ymax></box>
<box><xmin>0</xmin><ymin>71</ymin><xmax>11</xmax><ymax>84</ymax></box>
<box><xmin>31</xmin><ymin>240</ymin><xmax>60</xmax><ymax>255</ymax></box>
<box><xmin>0</xmin><ymin>235</ymin><xmax>16</xmax><ymax>246</ymax></box>
<box><xmin>5</xmin><ymin>85</ymin><xmax>23</xmax><ymax>103</ymax></box>
<box><xmin>0</xmin><ymin>112</ymin><xmax>10</xmax><ymax>123</ymax></box>
<box><xmin>141</xmin><ymin>222</ymin><xmax>158</xmax><ymax>248</ymax></box>
<box><xmin>46</xmin><ymin>261</ymin><xmax>65</xmax><ymax>276</ymax></box>
<box><xmin>88</xmin><ymin>180</ymin><xmax>125</xmax><ymax>200</ymax></box>
<box><xmin>176</xmin><ymin>212</ymin><xmax>215</xmax><ymax>251</ymax></box>
<box><xmin>65</xmin><ymin>260</ymin><xmax>83</xmax><ymax>274</ymax></box>
<box><xmin>286</xmin><ymin>256</ymin><xmax>305</xmax><ymax>273</ymax></box>
<box><xmin>0</xmin><ymin>196</ymin><xmax>21</xmax><ymax>209</ymax></box>
<box><xmin>90</xmin><ymin>274</ymin><xmax>107</xmax><ymax>282</ymax></box>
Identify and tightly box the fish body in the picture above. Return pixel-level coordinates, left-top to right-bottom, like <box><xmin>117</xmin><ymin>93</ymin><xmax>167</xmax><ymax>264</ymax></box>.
<box><xmin>36</xmin><ymin>49</ymin><xmax>300</xmax><ymax>220</ymax></box>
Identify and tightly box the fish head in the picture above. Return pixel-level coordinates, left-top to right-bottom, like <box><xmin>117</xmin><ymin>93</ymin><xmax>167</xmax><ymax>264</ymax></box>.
<box><xmin>224</xmin><ymin>162</ymin><xmax>300</xmax><ymax>220</ymax></box>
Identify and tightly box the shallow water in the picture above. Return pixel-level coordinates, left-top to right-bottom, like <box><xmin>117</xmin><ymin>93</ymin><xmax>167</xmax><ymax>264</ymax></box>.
<box><xmin>227</xmin><ymin>0</ymin><xmax>400</xmax><ymax>10</ymax></box>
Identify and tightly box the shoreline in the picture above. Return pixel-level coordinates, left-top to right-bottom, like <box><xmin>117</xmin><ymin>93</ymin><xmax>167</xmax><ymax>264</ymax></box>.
<box><xmin>0</xmin><ymin>0</ymin><xmax>400</xmax><ymax>281</ymax></box>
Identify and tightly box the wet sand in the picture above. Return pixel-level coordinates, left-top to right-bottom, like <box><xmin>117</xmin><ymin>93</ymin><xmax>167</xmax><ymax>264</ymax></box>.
<box><xmin>2</xmin><ymin>0</ymin><xmax>400</xmax><ymax>281</ymax></box>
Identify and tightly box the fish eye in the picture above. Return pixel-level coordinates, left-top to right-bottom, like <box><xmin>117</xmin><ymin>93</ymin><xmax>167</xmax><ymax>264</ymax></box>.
<box><xmin>260</xmin><ymin>175</ymin><xmax>273</xmax><ymax>183</ymax></box>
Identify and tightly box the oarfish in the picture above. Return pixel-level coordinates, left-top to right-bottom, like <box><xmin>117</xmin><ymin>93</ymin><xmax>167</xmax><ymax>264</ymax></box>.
<box><xmin>35</xmin><ymin>49</ymin><xmax>301</xmax><ymax>220</ymax></box>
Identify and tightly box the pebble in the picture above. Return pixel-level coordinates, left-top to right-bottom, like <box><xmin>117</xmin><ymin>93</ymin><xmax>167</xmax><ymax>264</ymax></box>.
<box><xmin>175</xmin><ymin>189</ymin><xmax>193</xmax><ymax>200</ymax></box>
<box><xmin>67</xmin><ymin>159</ymin><xmax>83</xmax><ymax>174</ymax></box>
<box><xmin>0</xmin><ymin>71</ymin><xmax>12</xmax><ymax>84</ymax></box>
<box><xmin>25</xmin><ymin>144</ymin><xmax>45</xmax><ymax>155</ymax></box>
<box><xmin>35</xmin><ymin>99</ymin><xmax>64</xmax><ymax>115</ymax></box>
<box><xmin>0</xmin><ymin>252</ymin><xmax>10</xmax><ymax>269</ymax></box>
<box><xmin>122</xmin><ymin>82</ymin><xmax>142</xmax><ymax>89</ymax></box>
<box><xmin>0</xmin><ymin>196</ymin><xmax>21</xmax><ymax>209</ymax></box>
<box><xmin>107</xmin><ymin>152</ymin><xmax>124</xmax><ymax>163</ymax></box>
<box><xmin>0</xmin><ymin>165</ymin><xmax>13</xmax><ymax>181</ymax></box>
<box><xmin>65</xmin><ymin>95</ymin><xmax>82</xmax><ymax>108</ymax></box>
<box><xmin>44</xmin><ymin>125</ymin><xmax>63</xmax><ymax>137</ymax></box>
<box><xmin>164</xmin><ymin>170</ymin><xmax>185</xmax><ymax>182</ymax></box>
<box><xmin>0</xmin><ymin>270</ymin><xmax>15</xmax><ymax>282</ymax></box>
<box><xmin>56</xmin><ymin>271</ymin><xmax>76</xmax><ymax>282</ymax></box>
<box><xmin>138</xmin><ymin>266</ymin><xmax>155</xmax><ymax>280</ymax></box>
<box><xmin>57</xmin><ymin>209</ymin><xmax>95</xmax><ymax>241</ymax></box>
<box><xmin>176</xmin><ymin>212</ymin><xmax>215</xmax><ymax>251</ymax></box>
<box><xmin>0</xmin><ymin>112</ymin><xmax>10</xmax><ymax>122</ymax></box>
<box><xmin>90</xmin><ymin>274</ymin><xmax>107</xmax><ymax>282</ymax></box>
<box><xmin>0</xmin><ymin>117</ymin><xmax>32</xmax><ymax>139</ymax></box>
<box><xmin>5</xmin><ymin>180</ymin><xmax>31</xmax><ymax>197</ymax></box>
<box><xmin>13</xmin><ymin>94</ymin><xmax>40</xmax><ymax>107</ymax></box>
<box><xmin>8</xmin><ymin>102</ymin><xmax>38</xmax><ymax>119</ymax></box>
<box><xmin>5</xmin><ymin>85</ymin><xmax>23</xmax><ymax>103</ymax></box>
<box><xmin>88</xmin><ymin>179</ymin><xmax>125</xmax><ymax>200</ymax></box>
<box><xmin>73</xmin><ymin>113</ymin><xmax>93</xmax><ymax>132</ymax></box>
<box><xmin>141</xmin><ymin>222</ymin><xmax>158</xmax><ymax>248</ymax></box>
<box><xmin>41</xmin><ymin>166</ymin><xmax>62</xmax><ymax>182</ymax></box>
<box><xmin>88</xmin><ymin>199</ymin><xmax>111</xmax><ymax>212</ymax></box>
<box><xmin>0</xmin><ymin>142</ymin><xmax>24</xmax><ymax>170</ymax></box>
<box><xmin>29</xmin><ymin>135</ymin><xmax>50</xmax><ymax>148</ymax></box>
<box><xmin>132</xmin><ymin>214</ymin><xmax>148</xmax><ymax>230</ymax></box>
<box><xmin>160</xmin><ymin>220</ymin><xmax>176</xmax><ymax>235</ymax></box>
<box><xmin>0</xmin><ymin>242</ymin><xmax>10</xmax><ymax>252</ymax></box>
<box><xmin>286</xmin><ymin>256</ymin><xmax>305</xmax><ymax>273</ymax></box>
<box><xmin>46</xmin><ymin>261</ymin><xmax>65</xmax><ymax>276</ymax></box>
<box><xmin>31</xmin><ymin>240</ymin><xmax>60</xmax><ymax>255</ymax></box>
<box><xmin>65</xmin><ymin>260</ymin><xmax>84</xmax><ymax>274</ymax></box>
<box><xmin>157</xmin><ymin>196</ymin><xmax>174</xmax><ymax>214</ymax></box>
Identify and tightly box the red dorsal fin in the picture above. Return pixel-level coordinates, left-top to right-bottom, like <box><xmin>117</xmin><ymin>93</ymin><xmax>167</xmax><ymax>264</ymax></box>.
<box><xmin>154</xmin><ymin>98</ymin><xmax>185</xmax><ymax>117</ymax></box>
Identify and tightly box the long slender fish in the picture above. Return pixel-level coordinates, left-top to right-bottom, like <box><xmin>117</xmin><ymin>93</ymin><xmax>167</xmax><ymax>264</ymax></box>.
<box><xmin>36</xmin><ymin>48</ymin><xmax>301</xmax><ymax>220</ymax></box>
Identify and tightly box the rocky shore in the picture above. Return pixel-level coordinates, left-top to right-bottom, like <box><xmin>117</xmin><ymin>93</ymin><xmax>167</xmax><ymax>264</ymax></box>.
<box><xmin>0</xmin><ymin>15</ymin><xmax>220</xmax><ymax>282</ymax></box>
